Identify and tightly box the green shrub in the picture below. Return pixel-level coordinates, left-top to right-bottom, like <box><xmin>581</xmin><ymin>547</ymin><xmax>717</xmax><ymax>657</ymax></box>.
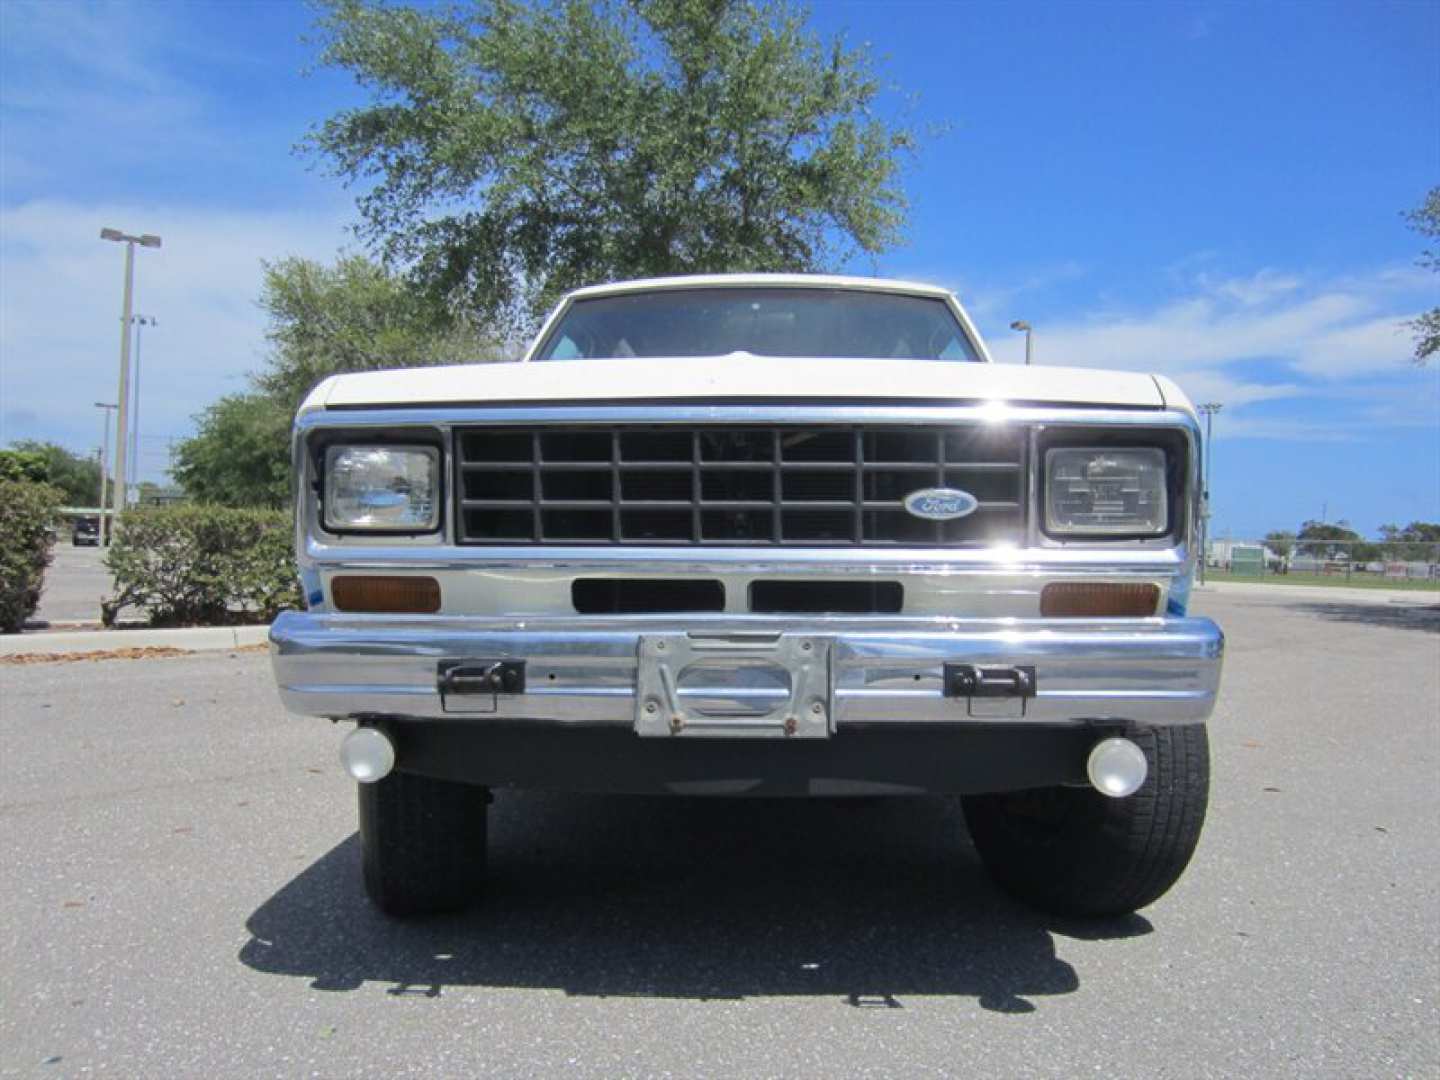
<box><xmin>0</xmin><ymin>480</ymin><xmax>63</xmax><ymax>633</ymax></box>
<box><xmin>0</xmin><ymin>449</ymin><xmax>51</xmax><ymax>484</ymax></box>
<box><xmin>103</xmin><ymin>505</ymin><xmax>301</xmax><ymax>627</ymax></box>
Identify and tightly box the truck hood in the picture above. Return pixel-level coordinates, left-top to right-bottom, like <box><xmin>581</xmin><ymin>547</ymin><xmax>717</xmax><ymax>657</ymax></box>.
<box><xmin>311</xmin><ymin>355</ymin><xmax>1172</xmax><ymax>412</ymax></box>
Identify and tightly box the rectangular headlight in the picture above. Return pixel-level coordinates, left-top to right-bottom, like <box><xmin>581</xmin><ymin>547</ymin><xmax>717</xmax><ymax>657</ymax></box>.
<box><xmin>1045</xmin><ymin>447</ymin><xmax>1168</xmax><ymax>536</ymax></box>
<box><xmin>324</xmin><ymin>445</ymin><xmax>440</xmax><ymax>532</ymax></box>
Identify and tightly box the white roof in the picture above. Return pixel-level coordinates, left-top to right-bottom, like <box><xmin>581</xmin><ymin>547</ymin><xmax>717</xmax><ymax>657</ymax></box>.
<box><xmin>564</xmin><ymin>272</ymin><xmax>956</xmax><ymax>301</ymax></box>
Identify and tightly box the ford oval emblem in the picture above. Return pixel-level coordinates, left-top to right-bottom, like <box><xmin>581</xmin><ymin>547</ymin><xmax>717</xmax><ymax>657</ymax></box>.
<box><xmin>903</xmin><ymin>487</ymin><xmax>979</xmax><ymax>521</ymax></box>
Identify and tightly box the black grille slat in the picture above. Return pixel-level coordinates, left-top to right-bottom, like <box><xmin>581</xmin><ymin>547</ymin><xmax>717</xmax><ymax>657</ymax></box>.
<box><xmin>771</xmin><ymin>430</ymin><xmax>783</xmax><ymax>544</ymax></box>
<box><xmin>455</xmin><ymin>424</ymin><xmax>1026</xmax><ymax>546</ymax></box>
<box><xmin>851</xmin><ymin>429</ymin><xmax>864</xmax><ymax>544</ymax></box>
<box><xmin>609</xmin><ymin>430</ymin><xmax>622</xmax><ymax>542</ymax></box>
<box><xmin>690</xmin><ymin>431</ymin><xmax>702</xmax><ymax>546</ymax></box>
<box><xmin>530</xmin><ymin>432</ymin><xmax>543</xmax><ymax>541</ymax></box>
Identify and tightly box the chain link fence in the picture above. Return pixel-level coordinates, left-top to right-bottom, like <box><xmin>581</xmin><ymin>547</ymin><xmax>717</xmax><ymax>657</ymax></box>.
<box><xmin>1204</xmin><ymin>538</ymin><xmax>1440</xmax><ymax>587</ymax></box>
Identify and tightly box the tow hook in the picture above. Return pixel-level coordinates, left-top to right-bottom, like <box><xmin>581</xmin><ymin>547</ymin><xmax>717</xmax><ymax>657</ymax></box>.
<box><xmin>437</xmin><ymin>659</ymin><xmax>526</xmax><ymax>713</ymax></box>
<box><xmin>942</xmin><ymin>664</ymin><xmax>1036</xmax><ymax>699</ymax></box>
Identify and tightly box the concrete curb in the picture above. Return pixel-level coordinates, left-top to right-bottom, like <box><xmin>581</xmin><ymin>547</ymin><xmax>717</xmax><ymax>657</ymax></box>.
<box><xmin>0</xmin><ymin>624</ymin><xmax>271</xmax><ymax>657</ymax></box>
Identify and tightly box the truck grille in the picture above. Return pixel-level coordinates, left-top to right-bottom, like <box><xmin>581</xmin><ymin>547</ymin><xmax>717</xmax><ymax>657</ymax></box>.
<box><xmin>454</xmin><ymin>425</ymin><xmax>1026</xmax><ymax>546</ymax></box>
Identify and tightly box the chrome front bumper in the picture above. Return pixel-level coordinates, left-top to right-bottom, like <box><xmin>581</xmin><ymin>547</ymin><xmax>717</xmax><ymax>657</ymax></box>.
<box><xmin>269</xmin><ymin>611</ymin><xmax>1223</xmax><ymax>731</ymax></box>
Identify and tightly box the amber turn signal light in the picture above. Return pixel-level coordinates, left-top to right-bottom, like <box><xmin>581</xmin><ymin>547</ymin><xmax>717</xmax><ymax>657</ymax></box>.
<box><xmin>331</xmin><ymin>575</ymin><xmax>441</xmax><ymax>614</ymax></box>
<box><xmin>1040</xmin><ymin>582</ymin><xmax>1161</xmax><ymax>617</ymax></box>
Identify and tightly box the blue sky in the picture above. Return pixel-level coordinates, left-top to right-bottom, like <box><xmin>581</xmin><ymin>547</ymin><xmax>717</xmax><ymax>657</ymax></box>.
<box><xmin>1</xmin><ymin>0</ymin><xmax>1436</xmax><ymax>538</ymax></box>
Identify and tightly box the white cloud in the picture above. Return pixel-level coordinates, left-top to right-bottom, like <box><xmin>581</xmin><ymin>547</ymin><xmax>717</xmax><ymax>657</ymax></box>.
<box><xmin>1160</xmin><ymin>370</ymin><xmax>1304</xmax><ymax>409</ymax></box>
<box><xmin>985</xmin><ymin>290</ymin><xmax>1384</xmax><ymax>374</ymax></box>
<box><xmin>923</xmin><ymin>261</ymin><xmax>1088</xmax><ymax>322</ymax></box>
<box><xmin>0</xmin><ymin>199</ymin><xmax>351</xmax><ymax>478</ymax></box>
<box><xmin>1295</xmin><ymin>315</ymin><xmax>1419</xmax><ymax>378</ymax></box>
<box><xmin>977</xmin><ymin>262</ymin><xmax>1432</xmax><ymax>434</ymax></box>
<box><xmin>0</xmin><ymin>2</ymin><xmax>180</xmax><ymax>97</ymax></box>
<box><xmin>1198</xmin><ymin>268</ymin><xmax>1303</xmax><ymax>306</ymax></box>
<box><xmin>0</xmin><ymin>2</ymin><xmax>214</xmax><ymax>186</ymax></box>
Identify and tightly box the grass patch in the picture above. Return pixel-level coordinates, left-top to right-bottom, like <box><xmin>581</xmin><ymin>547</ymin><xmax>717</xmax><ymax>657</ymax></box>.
<box><xmin>1204</xmin><ymin>569</ymin><xmax>1440</xmax><ymax>592</ymax></box>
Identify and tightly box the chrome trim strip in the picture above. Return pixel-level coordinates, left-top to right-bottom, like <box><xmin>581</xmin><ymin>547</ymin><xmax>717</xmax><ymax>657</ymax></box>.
<box><xmin>299</xmin><ymin>405</ymin><xmax>1193</xmax><ymax>430</ymax></box>
<box><xmin>301</xmin><ymin>538</ymin><xmax>1190</xmax><ymax>572</ymax></box>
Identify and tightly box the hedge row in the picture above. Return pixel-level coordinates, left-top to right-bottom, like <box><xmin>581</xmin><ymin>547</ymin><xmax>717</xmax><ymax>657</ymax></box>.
<box><xmin>0</xmin><ymin>480</ymin><xmax>63</xmax><ymax>633</ymax></box>
<box><xmin>103</xmin><ymin>505</ymin><xmax>302</xmax><ymax>627</ymax></box>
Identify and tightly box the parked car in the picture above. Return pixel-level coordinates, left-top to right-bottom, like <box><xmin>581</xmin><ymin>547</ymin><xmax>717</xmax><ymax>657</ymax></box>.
<box><xmin>270</xmin><ymin>274</ymin><xmax>1224</xmax><ymax>918</ymax></box>
<box><xmin>72</xmin><ymin>516</ymin><xmax>100</xmax><ymax>546</ymax></box>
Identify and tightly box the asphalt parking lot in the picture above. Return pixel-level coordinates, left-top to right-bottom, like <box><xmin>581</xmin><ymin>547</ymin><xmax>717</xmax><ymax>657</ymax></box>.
<box><xmin>31</xmin><ymin>543</ymin><xmax>112</xmax><ymax>626</ymax></box>
<box><xmin>1</xmin><ymin>588</ymin><xmax>1437</xmax><ymax>1077</ymax></box>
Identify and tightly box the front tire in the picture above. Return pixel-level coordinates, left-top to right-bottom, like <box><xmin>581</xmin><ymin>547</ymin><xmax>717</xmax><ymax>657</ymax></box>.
<box><xmin>962</xmin><ymin>724</ymin><xmax>1209</xmax><ymax>918</ymax></box>
<box><xmin>358</xmin><ymin>770</ymin><xmax>490</xmax><ymax>917</ymax></box>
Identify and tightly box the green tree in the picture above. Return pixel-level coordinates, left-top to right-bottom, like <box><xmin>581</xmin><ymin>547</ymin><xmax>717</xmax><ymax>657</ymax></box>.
<box><xmin>255</xmin><ymin>254</ymin><xmax>499</xmax><ymax>413</ymax></box>
<box><xmin>175</xmin><ymin>254</ymin><xmax>500</xmax><ymax>506</ymax></box>
<box><xmin>0</xmin><ymin>479</ymin><xmax>63</xmax><ymax>632</ymax></box>
<box><xmin>1296</xmin><ymin>519</ymin><xmax>1363</xmax><ymax>560</ymax></box>
<box><xmin>7</xmin><ymin>440</ymin><xmax>104</xmax><ymax>506</ymax></box>
<box><xmin>308</xmin><ymin>0</ymin><xmax>917</xmax><ymax>331</ymax></box>
<box><xmin>0</xmin><ymin>449</ymin><xmax>50</xmax><ymax>484</ymax></box>
<box><xmin>1379</xmin><ymin>521</ymin><xmax>1440</xmax><ymax>561</ymax></box>
<box><xmin>171</xmin><ymin>394</ymin><xmax>294</xmax><ymax>509</ymax></box>
<box><xmin>1403</xmin><ymin>186</ymin><xmax>1439</xmax><ymax>364</ymax></box>
<box><xmin>1263</xmin><ymin>529</ymin><xmax>1295</xmax><ymax>562</ymax></box>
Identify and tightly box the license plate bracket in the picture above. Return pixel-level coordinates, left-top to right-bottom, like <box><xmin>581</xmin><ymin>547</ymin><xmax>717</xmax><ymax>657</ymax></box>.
<box><xmin>635</xmin><ymin>633</ymin><xmax>832</xmax><ymax>738</ymax></box>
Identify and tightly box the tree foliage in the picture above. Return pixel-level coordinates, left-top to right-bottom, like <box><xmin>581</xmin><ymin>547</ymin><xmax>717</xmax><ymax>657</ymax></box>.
<box><xmin>1262</xmin><ymin>529</ymin><xmax>1295</xmax><ymax>561</ymax></box>
<box><xmin>1403</xmin><ymin>186</ymin><xmax>1439</xmax><ymax>364</ymax></box>
<box><xmin>7</xmin><ymin>440</ymin><xmax>104</xmax><ymax>506</ymax></box>
<box><xmin>255</xmin><ymin>254</ymin><xmax>499</xmax><ymax>413</ymax></box>
<box><xmin>308</xmin><ymin>0</ymin><xmax>917</xmax><ymax>331</ymax></box>
<box><xmin>174</xmin><ymin>255</ymin><xmax>499</xmax><ymax>507</ymax></box>
<box><xmin>1293</xmin><ymin>520</ymin><xmax>1384</xmax><ymax>563</ymax></box>
<box><xmin>172</xmin><ymin>393</ymin><xmax>294</xmax><ymax>510</ymax></box>
<box><xmin>0</xmin><ymin>448</ymin><xmax>51</xmax><ymax>485</ymax></box>
<box><xmin>103</xmin><ymin>505</ymin><xmax>301</xmax><ymax>627</ymax></box>
<box><xmin>1295</xmin><ymin>519</ymin><xmax>1362</xmax><ymax>559</ymax></box>
<box><xmin>1379</xmin><ymin>521</ymin><xmax>1440</xmax><ymax>561</ymax></box>
<box><xmin>0</xmin><ymin>480</ymin><xmax>62</xmax><ymax>633</ymax></box>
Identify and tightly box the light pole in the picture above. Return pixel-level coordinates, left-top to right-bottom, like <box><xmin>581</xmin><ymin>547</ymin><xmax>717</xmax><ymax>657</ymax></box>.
<box><xmin>1197</xmin><ymin>402</ymin><xmax>1223</xmax><ymax>583</ymax></box>
<box><xmin>100</xmin><ymin>227</ymin><xmax>161</xmax><ymax>527</ymax></box>
<box><xmin>94</xmin><ymin>402</ymin><xmax>117</xmax><ymax>543</ymax></box>
<box><xmin>129</xmin><ymin>315</ymin><xmax>156</xmax><ymax>491</ymax></box>
<box><xmin>1009</xmin><ymin>320</ymin><xmax>1033</xmax><ymax>365</ymax></box>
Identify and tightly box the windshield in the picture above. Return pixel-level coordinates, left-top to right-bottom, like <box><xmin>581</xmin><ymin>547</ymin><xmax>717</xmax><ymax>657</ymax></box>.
<box><xmin>532</xmin><ymin>287</ymin><xmax>982</xmax><ymax>362</ymax></box>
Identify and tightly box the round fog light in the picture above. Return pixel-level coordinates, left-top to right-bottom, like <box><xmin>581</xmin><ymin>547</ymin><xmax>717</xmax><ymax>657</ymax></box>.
<box><xmin>1087</xmin><ymin>737</ymin><xmax>1148</xmax><ymax>798</ymax></box>
<box><xmin>340</xmin><ymin>726</ymin><xmax>395</xmax><ymax>783</ymax></box>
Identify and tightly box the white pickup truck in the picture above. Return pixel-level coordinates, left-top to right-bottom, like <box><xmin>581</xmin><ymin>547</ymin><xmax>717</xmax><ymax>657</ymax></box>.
<box><xmin>270</xmin><ymin>274</ymin><xmax>1223</xmax><ymax>918</ymax></box>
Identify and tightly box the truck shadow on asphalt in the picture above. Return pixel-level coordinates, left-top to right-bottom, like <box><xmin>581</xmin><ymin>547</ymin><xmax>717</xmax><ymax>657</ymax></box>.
<box><xmin>240</xmin><ymin>793</ymin><xmax>1149</xmax><ymax>1010</ymax></box>
<box><xmin>1283</xmin><ymin>601</ymin><xmax>1440</xmax><ymax>633</ymax></box>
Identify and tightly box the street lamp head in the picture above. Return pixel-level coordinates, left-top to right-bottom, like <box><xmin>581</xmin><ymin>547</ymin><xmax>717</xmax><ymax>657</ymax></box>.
<box><xmin>1010</xmin><ymin>320</ymin><xmax>1031</xmax><ymax>332</ymax></box>
<box><xmin>94</xmin><ymin>401</ymin><xmax>117</xmax><ymax>409</ymax></box>
<box><xmin>100</xmin><ymin>228</ymin><xmax>162</xmax><ymax>248</ymax></box>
